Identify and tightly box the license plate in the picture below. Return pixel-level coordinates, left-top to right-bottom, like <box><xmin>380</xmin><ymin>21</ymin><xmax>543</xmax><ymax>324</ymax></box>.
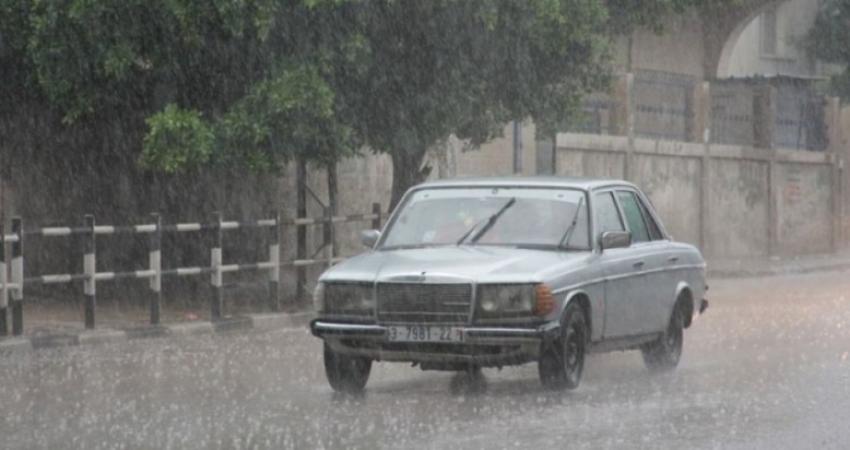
<box><xmin>387</xmin><ymin>325</ymin><xmax>464</xmax><ymax>343</ymax></box>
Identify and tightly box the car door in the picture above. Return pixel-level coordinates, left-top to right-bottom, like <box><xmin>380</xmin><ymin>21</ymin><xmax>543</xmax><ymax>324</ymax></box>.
<box><xmin>593</xmin><ymin>190</ymin><xmax>649</xmax><ymax>339</ymax></box>
<box><xmin>614</xmin><ymin>189</ymin><xmax>669</xmax><ymax>334</ymax></box>
<box><xmin>634</xmin><ymin>190</ymin><xmax>681</xmax><ymax>332</ymax></box>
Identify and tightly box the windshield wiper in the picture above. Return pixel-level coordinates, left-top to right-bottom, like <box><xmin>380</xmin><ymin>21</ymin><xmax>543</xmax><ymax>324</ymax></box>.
<box><xmin>558</xmin><ymin>196</ymin><xmax>585</xmax><ymax>249</ymax></box>
<box><xmin>381</xmin><ymin>244</ymin><xmax>432</xmax><ymax>251</ymax></box>
<box><xmin>456</xmin><ymin>197</ymin><xmax>516</xmax><ymax>245</ymax></box>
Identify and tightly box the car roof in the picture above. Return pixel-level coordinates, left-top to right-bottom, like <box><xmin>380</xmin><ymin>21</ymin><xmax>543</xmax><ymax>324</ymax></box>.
<box><xmin>413</xmin><ymin>176</ymin><xmax>637</xmax><ymax>192</ymax></box>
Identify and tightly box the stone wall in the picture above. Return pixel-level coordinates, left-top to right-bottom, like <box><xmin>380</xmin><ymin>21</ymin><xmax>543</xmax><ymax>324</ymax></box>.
<box><xmin>554</xmin><ymin>133</ymin><xmax>840</xmax><ymax>258</ymax></box>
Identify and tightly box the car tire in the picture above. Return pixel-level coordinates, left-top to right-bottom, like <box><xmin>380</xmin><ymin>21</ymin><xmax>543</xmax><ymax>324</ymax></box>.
<box><xmin>641</xmin><ymin>301</ymin><xmax>685</xmax><ymax>373</ymax></box>
<box><xmin>323</xmin><ymin>342</ymin><xmax>372</xmax><ymax>393</ymax></box>
<box><xmin>538</xmin><ymin>303</ymin><xmax>587</xmax><ymax>390</ymax></box>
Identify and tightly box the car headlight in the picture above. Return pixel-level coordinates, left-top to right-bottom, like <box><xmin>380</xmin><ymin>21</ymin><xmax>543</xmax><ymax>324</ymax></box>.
<box><xmin>477</xmin><ymin>284</ymin><xmax>536</xmax><ymax>317</ymax></box>
<box><xmin>323</xmin><ymin>283</ymin><xmax>375</xmax><ymax>315</ymax></box>
<box><xmin>477</xmin><ymin>284</ymin><xmax>555</xmax><ymax>318</ymax></box>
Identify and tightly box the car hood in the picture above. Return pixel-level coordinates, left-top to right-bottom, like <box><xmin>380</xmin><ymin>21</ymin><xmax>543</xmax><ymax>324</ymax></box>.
<box><xmin>320</xmin><ymin>246</ymin><xmax>591</xmax><ymax>284</ymax></box>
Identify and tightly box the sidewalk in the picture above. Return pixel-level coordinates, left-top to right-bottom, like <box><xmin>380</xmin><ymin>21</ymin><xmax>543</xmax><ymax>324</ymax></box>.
<box><xmin>707</xmin><ymin>248</ymin><xmax>850</xmax><ymax>279</ymax></box>
<box><xmin>0</xmin><ymin>309</ymin><xmax>314</xmax><ymax>354</ymax></box>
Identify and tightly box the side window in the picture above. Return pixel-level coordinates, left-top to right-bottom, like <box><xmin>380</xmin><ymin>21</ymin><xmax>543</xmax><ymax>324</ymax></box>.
<box><xmin>594</xmin><ymin>192</ymin><xmax>625</xmax><ymax>235</ymax></box>
<box><xmin>637</xmin><ymin>196</ymin><xmax>663</xmax><ymax>241</ymax></box>
<box><xmin>616</xmin><ymin>191</ymin><xmax>650</xmax><ymax>243</ymax></box>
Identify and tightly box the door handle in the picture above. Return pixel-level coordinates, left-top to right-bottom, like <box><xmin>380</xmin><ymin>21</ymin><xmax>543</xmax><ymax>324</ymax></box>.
<box><xmin>668</xmin><ymin>256</ymin><xmax>679</xmax><ymax>263</ymax></box>
<box><xmin>633</xmin><ymin>261</ymin><xmax>645</xmax><ymax>269</ymax></box>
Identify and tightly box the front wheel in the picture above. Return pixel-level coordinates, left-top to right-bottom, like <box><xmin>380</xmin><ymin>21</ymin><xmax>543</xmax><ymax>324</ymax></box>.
<box><xmin>641</xmin><ymin>302</ymin><xmax>685</xmax><ymax>373</ymax></box>
<box><xmin>323</xmin><ymin>342</ymin><xmax>372</xmax><ymax>393</ymax></box>
<box><xmin>538</xmin><ymin>303</ymin><xmax>587</xmax><ymax>390</ymax></box>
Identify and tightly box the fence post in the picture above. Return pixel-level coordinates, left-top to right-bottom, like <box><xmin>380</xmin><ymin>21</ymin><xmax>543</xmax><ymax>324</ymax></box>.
<box><xmin>83</xmin><ymin>214</ymin><xmax>96</xmax><ymax>329</ymax></box>
<box><xmin>753</xmin><ymin>84</ymin><xmax>775</xmax><ymax>150</ymax></box>
<box><xmin>323</xmin><ymin>206</ymin><xmax>333</xmax><ymax>268</ymax></box>
<box><xmin>0</xmin><ymin>223</ymin><xmax>7</xmax><ymax>336</ymax></box>
<box><xmin>754</xmin><ymin>84</ymin><xmax>779</xmax><ymax>256</ymax></box>
<box><xmin>614</xmin><ymin>73</ymin><xmax>635</xmax><ymax>181</ymax></box>
<box><xmin>210</xmin><ymin>212</ymin><xmax>223</xmax><ymax>320</ymax></box>
<box><xmin>611</xmin><ymin>73</ymin><xmax>633</xmax><ymax>138</ymax></box>
<box><xmin>371</xmin><ymin>202</ymin><xmax>382</xmax><ymax>230</ymax></box>
<box><xmin>149</xmin><ymin>213</ymin><xmax>162</xmax><ymax>325</ymax></box>
<box><xmin>296</xmin><ymin>159</ymin><xmax>307</xmax><ymax>301</ymax></box>
<box><xmin>825</xmin><ymin>96</ymin><xmax>843</xmax><ymax>252</ymax></box>
<box><xmin>10</xmin><ymin>217</ymin><xmax>23</xmax><ymax>335</ymax></box>
<box><xmin>327</xmin><ymin>163</ymin><xmax>339</xmax><ymax>261</ymax></box>
<box><xmin>697</xmin><ymin>81</ymin><xmax>712</xmax><ymax>255</ymax></box>
<box><xmin>268</xmin><ymin>210</ymin><xmax>280</xmax><ymax>311</ymax></box>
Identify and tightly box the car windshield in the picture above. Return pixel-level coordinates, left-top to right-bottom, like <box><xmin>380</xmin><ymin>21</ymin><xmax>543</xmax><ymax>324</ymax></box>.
<box><xmin>380</xmin><ymin>187</ymin><xmax>589</xmax><ymax>250</ymax></box>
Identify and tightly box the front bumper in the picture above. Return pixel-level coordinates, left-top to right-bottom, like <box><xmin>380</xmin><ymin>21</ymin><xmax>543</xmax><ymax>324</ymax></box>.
<box><xmin>310</xmin><ymin>319</ymin><xmax>559</xmax><ymax>367</ymax></box>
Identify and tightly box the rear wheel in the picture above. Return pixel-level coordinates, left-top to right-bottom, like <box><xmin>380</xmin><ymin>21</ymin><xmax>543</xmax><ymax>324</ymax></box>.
<box><xmin>641</xmin><ymin>302</ymin><xmax>685</xmax><ymax>373</ymax></box>
<box><xmin>323</xmin><ymin>342</ymin><xmax>372</xmax><ymax>393</ymax></box>
<box><xmin>538</xmin><ymin>303</ymin><xmax>587</xmax><ymax>390</ymax></box>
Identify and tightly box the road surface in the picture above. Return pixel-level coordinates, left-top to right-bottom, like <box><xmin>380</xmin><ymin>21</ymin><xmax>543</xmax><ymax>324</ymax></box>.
<box><xmin>1</xmin><ymin>270</ymin><xmax>849</xmax><ymax>449</ymax></box>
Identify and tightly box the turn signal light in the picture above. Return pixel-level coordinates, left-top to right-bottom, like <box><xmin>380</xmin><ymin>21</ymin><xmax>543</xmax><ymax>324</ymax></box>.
<box><xmin>533</xmin><ymin>284</ymin><xmax>555</xmax><ymax>316</ymax></box>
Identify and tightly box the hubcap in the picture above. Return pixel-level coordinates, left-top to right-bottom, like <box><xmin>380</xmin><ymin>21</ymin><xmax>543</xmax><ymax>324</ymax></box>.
<box><xmin>563</xmin><ymin>324</ymin><xmax>584</xmax><ymax>380</ymax></box>
<box><xmin>665</xmin><ymin>311</ymin><xmax>683</xmax><ymax>356</ymax></box>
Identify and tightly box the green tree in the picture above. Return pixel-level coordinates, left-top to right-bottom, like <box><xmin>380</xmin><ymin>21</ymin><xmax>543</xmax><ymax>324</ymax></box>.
<box><xmin>807</xmin><ymin>0</ymin><xmax>850</xmax><ymax>99</ymax></box>
<box><xmin>1</xmin><ymin>0</ymin><xmax>725</xmax><ymax>211</ymax></box>
<box><xmin>323</xmin><ymin>0</ymin><xmax>613</xmax><ymax>207</ymax></box>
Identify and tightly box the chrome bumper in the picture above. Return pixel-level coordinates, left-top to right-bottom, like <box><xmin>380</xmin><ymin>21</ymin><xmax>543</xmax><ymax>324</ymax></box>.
<box><xmin>310</xmin><ymin>319</ymin><xmax>558</xmax><ymax>367</ymax></box>
<box><xmin>310</xmin><ymin>320</ymin><xmax>556</xmax><ymax>345</ymax></box>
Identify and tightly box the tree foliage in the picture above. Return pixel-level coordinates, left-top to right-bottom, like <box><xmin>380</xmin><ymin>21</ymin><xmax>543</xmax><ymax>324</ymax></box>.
<box><xmin>140</xmin><ymin>104</ymin><xmax>214</xmax><ymax>174</ymax></box>
<box><xmin>215</xmin><ymin>64</ymin><xmax>355</xmax><ymax>170</ymax></box>
<box><xmin>807</xmin><ymin>0</ymin><xmax>850</xmax><ymax>99</ymax></box>
<box><xmin>606</xmin><ymin>0</ymin><xmax>745</xmax><ymax>34</ymax></box>
<box><xmin>0</xmin><ymin>0</ymin><xmax>711</xmax><ymax>207</ymax></box>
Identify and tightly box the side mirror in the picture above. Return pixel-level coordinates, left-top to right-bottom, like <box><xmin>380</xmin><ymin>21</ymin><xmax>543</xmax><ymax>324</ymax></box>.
<box><xmin>599</xmin><ymin>231</ymin><xmax>631</xmax><ymax>251</ymax></box>
<box><xmin>360</xmin><ymin>229</ymin><xmax>381</xmax><ymax>248</ymax></box>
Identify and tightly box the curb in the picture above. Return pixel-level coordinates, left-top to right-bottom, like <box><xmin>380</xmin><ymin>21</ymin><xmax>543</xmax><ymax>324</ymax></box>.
<box><xmin>0</xmin><ymin>310</ymin><xmax>314</xmax><ymax>355</ymax></box>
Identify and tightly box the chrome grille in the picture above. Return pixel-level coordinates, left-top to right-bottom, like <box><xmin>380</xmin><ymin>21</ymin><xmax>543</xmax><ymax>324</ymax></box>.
<box><xmin>377</xmin><ymin>283</ymin><xmax>472</xmax><ymax>324</ymax></box>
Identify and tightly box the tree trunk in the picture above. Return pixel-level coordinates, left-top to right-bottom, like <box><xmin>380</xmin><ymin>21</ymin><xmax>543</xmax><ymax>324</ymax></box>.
<box><xmin>295</xmin><ymin>158</ymin><xmax>307</xmax><ymax>301</ymax></box>
<box><xmin>390</xmin><ymin>149</ymin><xmax>431</xmax><ymax>211</ymax></box>
<box><xmin>326</xmin><ymin>161</ymin><xmax>338</xmax><ymax>259</ymax></box>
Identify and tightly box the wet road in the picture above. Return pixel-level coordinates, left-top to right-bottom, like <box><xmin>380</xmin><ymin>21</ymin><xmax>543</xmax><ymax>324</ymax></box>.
<box><xmin>2</xmin><ymin>270</ymin><xmax>849</xmax><ymax>449</ymax></box>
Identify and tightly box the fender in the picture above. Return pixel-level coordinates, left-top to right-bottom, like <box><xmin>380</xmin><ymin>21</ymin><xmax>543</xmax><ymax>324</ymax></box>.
<box><xmin>559</xmin><ymin>289</ymin><xmax>599</xmax><ymax>342</ymax></box>
<box><xmin>674</xmin><ymin>281</ymin><xmax>692</xmax><ymax>302</ymax></box>
<box><xmin>674</xmin><ymin>281</ymin><xmax>695</xmax><ymax>327</ymax></box>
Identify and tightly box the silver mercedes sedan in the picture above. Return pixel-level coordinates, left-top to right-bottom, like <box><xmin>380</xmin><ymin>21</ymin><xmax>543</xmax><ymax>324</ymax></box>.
<box><xmin>310</xmin><ymin>177</ymin><xmax>708</xmax><ymax>392</ymax></box>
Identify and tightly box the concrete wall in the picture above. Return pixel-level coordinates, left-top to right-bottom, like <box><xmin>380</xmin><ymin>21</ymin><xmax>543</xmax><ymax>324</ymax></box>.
<box><xmin>613</xmin><ymin>13</ymin><xmax>706</xmax><ymax>79</ymax></box>
<box><xmin>775</xmin><ymin>162</ymin><xmax>833</xmax><ymax>254</ymax></box>
<box><xmin>426</xmin><ymin>122</ymin><xmax>537</xmax><ymax>179</ymax></box>
<box><xmin>708</xmin><ymin>157</ymin><xmax>770</xmax><ymax>257</ymax></box>
<box><xmin>633</xmin><ymin>153</ymin><xmax>702</xmax><ymax>246</ymax></box>
<box><xmin>554</xmin><ymin>133</ymin><xmax>839</xmax><ymax>259</ymax></box>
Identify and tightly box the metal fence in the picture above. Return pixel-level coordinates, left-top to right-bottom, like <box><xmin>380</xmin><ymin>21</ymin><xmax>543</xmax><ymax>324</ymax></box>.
<box><xmin>567</xmin><ymin>93</ymin><xmax>618</xmax><ymax>135</ymax></box>
<box><xmin>0</xmin><ymin>205</ymin><xmax>381</xmax><ymax>336</ymax></box>
<box><xmin>710</xmin><ymin>79</ymin><xmax>827</xmax><ymax>151</ymax></box>
<box><xmin>710</xmin><ymin>82</ymin><xmax>756</xmax><ymax>147</ymax></box>
<box><xmin>632</xmin><ymin>70</ymin><xmax>696</xmax><ymax>142</ymax></box>
<box><xmin>564</xmin><ymin>71</ymin><xmax>830</xmax><ymax>152</ymax></box>
<box><xmin>773</xmin><ymin>87</ymin><xmax>827</xmax><ymax>151</ymax></box>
